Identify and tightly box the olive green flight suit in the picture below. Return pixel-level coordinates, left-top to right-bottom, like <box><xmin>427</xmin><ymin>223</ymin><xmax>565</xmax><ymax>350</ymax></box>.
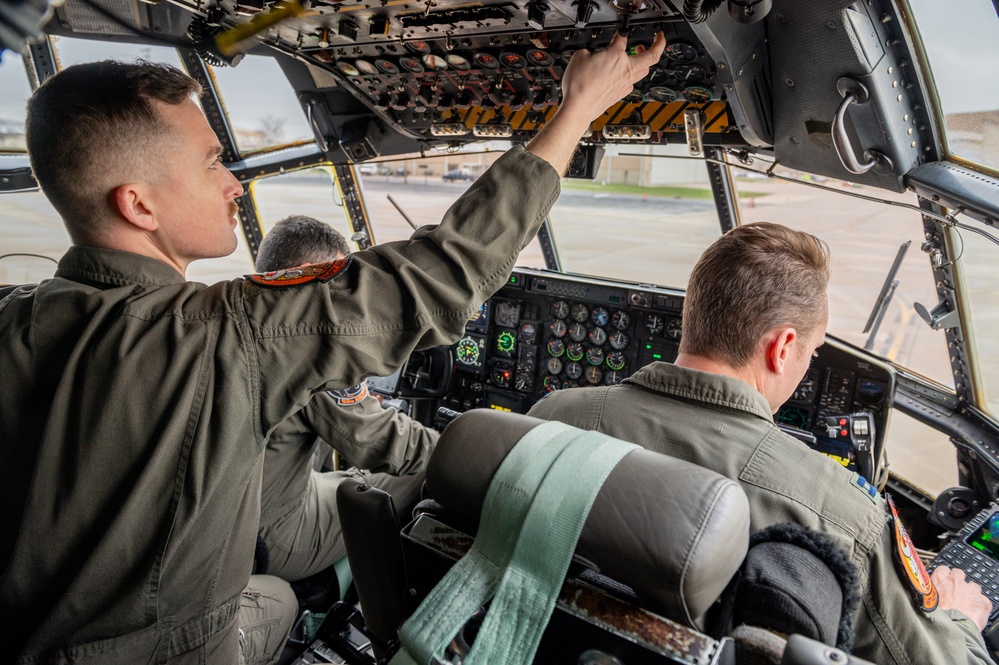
<box><xmin>258</xmin><ymin>389</ymin><xmax>438</xmax><ymax>581</ymax></box>
<box><xmin>0</xmin><ymin>146</ymin><xmax>559</xmax><ymax>664</ymax></box>
<box><xmin>528</xmin><ymin>361</ymin><xmax>995</xmax><ymax>665</ymax></box>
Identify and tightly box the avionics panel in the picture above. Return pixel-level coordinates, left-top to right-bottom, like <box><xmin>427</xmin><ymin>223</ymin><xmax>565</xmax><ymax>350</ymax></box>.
<box><xmin>443</xmin><ymin>268</ymin><xmax>896</xmax><ymax>477</ymax></box>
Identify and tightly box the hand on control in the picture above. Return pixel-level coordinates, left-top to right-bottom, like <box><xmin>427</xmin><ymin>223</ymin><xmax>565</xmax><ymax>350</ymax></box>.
<box><xmin>560</xmin><ymin>31</ymin><xmax>667</xmax><ymax>124</ymax></box>
<box><xmin>933</xmin><ymin>566</ymin><xmax>993</xmax><ymax>631</ymax></box>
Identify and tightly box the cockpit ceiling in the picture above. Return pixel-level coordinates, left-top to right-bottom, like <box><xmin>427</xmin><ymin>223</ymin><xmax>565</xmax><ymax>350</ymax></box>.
<box><xmin>46</xmin><ymin>0</ymin><xmax>937</xmax><ymax>191</ymax></box>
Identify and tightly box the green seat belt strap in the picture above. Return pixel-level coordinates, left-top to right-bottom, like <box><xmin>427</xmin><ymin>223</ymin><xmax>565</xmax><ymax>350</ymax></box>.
<box><xmin>391</xmin><ymin>422</ymin><xmax>637</xmax><ymax>665</ymax></box>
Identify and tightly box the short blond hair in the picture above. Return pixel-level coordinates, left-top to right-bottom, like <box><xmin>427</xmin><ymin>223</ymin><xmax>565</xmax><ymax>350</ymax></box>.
<box><xmin>680</xmin><ymin>222</ymin><xmax>830</xmax><ymax>367</ymax></box>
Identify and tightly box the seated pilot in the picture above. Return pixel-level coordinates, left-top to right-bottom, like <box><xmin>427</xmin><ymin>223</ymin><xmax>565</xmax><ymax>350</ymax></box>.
<box><xmin>254</xmin><ymin>216</ymin><xmax>438</xmax><ymax>583</ymax></box>
<box><xmin>528</xmin><ymin>222</ymin><xmax>995</xmax><ymax>665</ymax></box>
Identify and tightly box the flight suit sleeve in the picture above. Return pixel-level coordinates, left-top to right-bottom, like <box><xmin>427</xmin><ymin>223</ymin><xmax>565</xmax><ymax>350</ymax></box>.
<box><xmin>853</xmin><ymin>524</ymin><xmax>995</xmax><ymax>665</ymax></box>
<box><xmin>298</xmin><ymin>390</ymin><xmax>438</xmax><ymax>476</ymax></box>
<box><xmin>239</xmin><ymin>146</ymin><xmax>560</xmax><ymax>436</ymax></box>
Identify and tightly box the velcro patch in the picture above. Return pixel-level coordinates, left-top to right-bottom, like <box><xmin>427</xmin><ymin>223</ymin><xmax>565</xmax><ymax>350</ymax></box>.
<box><xmin>887</xmin><ymin>493</ymin><xmax>939</xmax><ymax>613</ymax></box>
<box><xmin>246</xmin><ymin>257</ymin><xmax>350</xmax><ymax>288</ymax></box>
<box><xmin>328</xmin><ymin>383</ymin><xmax>368</xmax><ymax>407</ymax></box>
<box><xmin>850</xmin><ymin>472</ymin><xmax>878</xmax><ymax>503</ymax></box>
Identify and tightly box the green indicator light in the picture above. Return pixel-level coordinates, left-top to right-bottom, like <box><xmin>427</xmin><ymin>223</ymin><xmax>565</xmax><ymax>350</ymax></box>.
<box><xmin>509</xmin><ymin>275</ymin><xmax>518</xmax><ymax>284</ymax></box>
<box><xmin>609</xmin><ymin>295</ymin><xmax>620</xmax><ymax>303</ymax></box>
<box><xmin>646</xmin><ymin>344</ymin><xmax>652</xmax><ymax>350</ymax></box>
<box><xmin>653</xmin><ymin>353</ymin><xmax>662</xmax><ymax>359</ymax></box>
<box><xmin>973</xmin><ymin>541</ymin><xmax>986</xmax><ymax>551</ymax></box>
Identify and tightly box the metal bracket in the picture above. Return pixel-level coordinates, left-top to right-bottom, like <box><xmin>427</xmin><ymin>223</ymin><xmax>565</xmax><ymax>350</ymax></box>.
<box><xmin>914</xmin><ymin>287</ymin><xmax>960</xmax><ymax>331</ymax></box>
<box><xmin>683</xmin><ymin>108</ymin><xmax>704</xmax><ymax>157</ymax></box>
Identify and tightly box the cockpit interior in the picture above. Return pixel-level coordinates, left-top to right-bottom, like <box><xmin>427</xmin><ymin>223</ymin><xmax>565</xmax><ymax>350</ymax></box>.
<box><xmin>5</xmin><ymin>0</ymin><xmax>999</xmax><ymax>662</ymax></box>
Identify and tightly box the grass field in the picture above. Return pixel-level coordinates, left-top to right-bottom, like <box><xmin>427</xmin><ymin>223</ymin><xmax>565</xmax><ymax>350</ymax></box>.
<box><xmin>559</xmin><ymin>180</ymin><xmax>768</xmax><ymax>199</ymax></box>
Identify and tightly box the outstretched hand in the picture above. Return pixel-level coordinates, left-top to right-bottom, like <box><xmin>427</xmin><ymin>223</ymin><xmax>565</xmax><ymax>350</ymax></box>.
<box><xmin>560</xmin><ymin>31</ymin><xmax>667</xmax><ymax>124</ymax></box>
<box><xmin>932</xmin><ymin>566</ymin><xmax>993</xmax><ymax>631</ymax></box>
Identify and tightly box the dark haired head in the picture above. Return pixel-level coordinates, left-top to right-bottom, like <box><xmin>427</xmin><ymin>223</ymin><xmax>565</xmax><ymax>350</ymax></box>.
<box><xmin>26</xmin><ymin>60</ymin><xmax>201</xmax><ymax>243</ymax></box>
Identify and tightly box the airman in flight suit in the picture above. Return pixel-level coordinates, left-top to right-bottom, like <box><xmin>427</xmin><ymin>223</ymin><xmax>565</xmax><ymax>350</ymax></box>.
<box><xmin>0</xmin><ymin>34</ymin><xmax>668</xmax><ymax>664</ymax></box>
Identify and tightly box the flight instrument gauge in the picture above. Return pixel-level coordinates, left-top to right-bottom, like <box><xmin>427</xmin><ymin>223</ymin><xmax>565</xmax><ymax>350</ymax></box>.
<box><xmin>422</xmin><ymin>54</ymin><xmax>448</xmax><ymax>71</ymax></box>
<box><xmin>552</xmin><ymin>300</ymin><xmax>570</xmax><ymax>319</ymax></box>
<box><xmin>588</xmin><ymin>327</ymin><xmax>607</xmax><ymax>346</ymax></box>
<box><xmin>518</xmin><ymin>322</ymin><xmax>537</xmax><ymax>343</ymax></box>
<box><xmin>666</xmin><ymin>318</ymin><xmax>682</xmax><ymax>341</ymax></box>
<box><xmin>543</xmin><ymin>376</ymin><xmax>561</xmax><ymax>393</ymax></box>
<box><xmin>549</xmin><ymin>319</ymin><xmax>567</xmax><ymax>338</ymax></box>
<box><xmin>494</xmin><ymin>301</ymin><xmax>521</xmax><ymax>328</ymax></box>
<box><xmin>492</xmin><ymin>362</ymin><xmax>514</xmax><ymax>388</ymax></box>
<box><xmin>566</xmin><ymin>343</ymin><xmax>585</xmax><ymax>362</ymax></box>
<box><xmin>456</xmin><ymin>336</ymin><xmax>483</xmax><ymax>367</ymax></box>
<box><xmin>571</xmin><ymin>303</ymin><xmax>589</xmax><ymax>323</ymax></box>
<box><xmin>446</xmin><ymin>54</ymin><xmax>471</xmax><ymax>70</ymax></box>
<box><xmin>569</xmin><ymin>323</ymin><xmax>587</xmax><ymax>342</ymax></box>
<box><xmin>547</xmin><ymin>338</ymin><xmax>566</xmax><ymax>357</ymax></box>
<box><xmin>612</xmin><ymin>311</ymin><xmax>631</xmax><ymax>330</ymax></box>
<box><xmin>606</xmin><ymin>351</ymin><xmax>626</xmax><ymax>371</ymax></box>
<box><xmin>565</xmin><ymin>361</ymin><xmax>583</xmax><ymax>380</ymax></box>
<box><xmin>585</xmin><ymin>366</ymin><xmax>603</xmax><ymax>385</ymax></box>
<box><xmin>496</xmin><ymin>330</ymin><xmax>516</xmax><ymax>355</ymax></box>
<box><xmin>591</xmin><ymin>307</ymin><xmax>610</xmax><ymax>327</ymax></box>
<box><xmin>683</xmin><ymin>86</ymin><xmax>713</xmax><ymax>103</ymax></box>
<box><xmin>547</xmin><ymin>357</ymin><xmax>563</xmax><ymax>375</ymax></box>
<box><xmin>586</xmin><ymin>347</ymin><xmax>605</xmax><ymax>366</ymax></box>
<box><xmin>355</xmin><ymin>60</ymin><xmax>378</xmax><ymax>76</ymax></box>
<box><xmin>664</xmin><ymin>40</ymin><xmax>698</xmax><ymax>64</ymax></box>
<box><xmin>404</xmin><ymin>40</ymin><xmax>432</xmax><ymax>54</ymax></box>
<box><xmin>609</xmin><ymin>331</ymin><xmax>629</xmax><ymax>350</ymax></box>
<box><xmin>605</xmin><ymin>370</ymin><xmax>624</xmax><ymax>386</ymax></box>
<box><xmin>645</xmin><ymin>314</ymin><xmax>664</xmax><ymax>335</ymax></box>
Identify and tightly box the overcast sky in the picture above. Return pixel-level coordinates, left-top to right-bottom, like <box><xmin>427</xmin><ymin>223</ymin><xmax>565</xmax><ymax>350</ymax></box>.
<box><xmin>2</xmin><ymin>1</ymin><xmax>997</xmax><ymax>128</ymax></box>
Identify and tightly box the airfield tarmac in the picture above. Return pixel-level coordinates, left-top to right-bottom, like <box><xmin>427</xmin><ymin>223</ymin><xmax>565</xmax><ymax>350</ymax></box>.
<box><xmin>1</xmin><ymin>172</ymin><xmax>971</xmax><ymax>495</ymax></box>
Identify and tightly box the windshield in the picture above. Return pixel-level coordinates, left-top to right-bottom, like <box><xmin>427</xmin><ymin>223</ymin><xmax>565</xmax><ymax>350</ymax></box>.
<box><xmin>906</xmin><ymin>0</ymin><xmax>999</xmax><ymax>172</ymax></box>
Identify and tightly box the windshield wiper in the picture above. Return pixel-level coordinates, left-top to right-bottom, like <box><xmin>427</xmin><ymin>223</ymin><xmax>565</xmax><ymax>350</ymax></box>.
<box><xmin>863</xmin><ymin>240</ymin><xmax>910</xmax><ymax>352</ymax></box>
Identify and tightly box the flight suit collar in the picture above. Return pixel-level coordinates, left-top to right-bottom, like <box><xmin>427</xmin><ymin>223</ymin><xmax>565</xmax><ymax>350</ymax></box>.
<box><xmin>56</xmin><ymin>246</ymin><xmax>187</xmax><ymax>287</ymax></box>
<box><xmin>624</xmin><ymin>362</ymin><xmax>775</xmax><ymax>423</ymax></box>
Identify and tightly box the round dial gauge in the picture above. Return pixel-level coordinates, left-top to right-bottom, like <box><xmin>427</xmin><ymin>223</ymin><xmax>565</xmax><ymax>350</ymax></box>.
<box><xmin>605</xmin><ymin>370</ymin><xmax>624</xmax><ymax>386</ymax></box>
<box><xmin>666</xmin><ymin>318</ymin><xmax>683</xmax><ymax>341</ymax></box>
<box><xmin>588</xmin><ymin>327</ymin><xmax>607</xmax><ymax>347</ymax></box>
<box><xmin>611</xmin><ymin>310</ymin><xmax>631</xmax><ymax>330</ymax></box>
<box><xmin>446</xmin><ymin>53</ymin><xmax>471</xmax><ymax>70</ymax></box>
<box><xmin>375</xmin><ymin>59</ymin><xmax>399</xmax><ymax>75</ymax></box>
<box><xmin>542</xmin><ymin>375</ymin><xmax>561</xmax><ymax>393</ymax></box>
<box><xmin>546</xmin><ymin>357</ymin><xmax>563</xmax><ymax>375</ymax></box>
<box><xmin>355</xmin><ymin>60</ymin><xmax>378</xmax><ymax>76</ymax></box>
<box><xmin>647</xmin><ymin>86</ymin><xmax>677</xmax><ymax>103</ymax></box>
<box><xmin>683</xmin><ymin>86</ymin><xmax>713</xmax><ymax>103</ymax></box>
<box><xmin>549</xmin><ymin>319</ymin><xmax>567</xmax><ymax>338</ymax></box>
<box><xmin>499</xmin><ymin>51</ymin><xmax>526</xmax><ymax>69</ymax></box>
<box><xmin>473</xmin><ymin>52</ymin><xmax>500</xmax><ymax>69</ymax></box>
<box><xmin>584</xmin><ymin>366</ymin><xmax>603</xmax><ymax>385</ymax></box>
<box><xmin>404</xmin><ymin>40</ymin><xmax>432</xmax><ymax>54</ymax></box>
<box><xmin>560</xmin><ymin>50</ymin><xmax>576</xmax><ymax>64</ymax></box>
<box><xmin>609</xmin><ymin>331</ymin><xmax>629</xmax><ymax>350</ymax></box>
<box><xmin>514</xmin><ymin>375</ymin><xmax>530</xmax><ymax>392</ymax></box>
<box><xmin>547</xmin><ymin>338</ymin><xmax>566</xmax><ymax>357</ymax></box>
<box><xmin>590</xmin><ymin>307</ymin><xmax>610</xmax><ymax>327</ymax></box>
<box><xmin>422</xmin><ymin>54</ymin><xmax>448</xmax><ymax>71</ymax></box>
<box><xmin>552</xmin><ymin>300</ymin><xmax>569</xmax><ymax>319</ymax></box>
<box><xmin>336</xmin><ymin>61</ymin><xmax>360</xmax><ymax>76</ymax></box>
<box><xmin>519</xmin><ymin>322</ymin><xmax>537</xmax><ymax>343</ymax></box>
<box><xmin>645</xmin><ymin>314</ymin><xmax>664</xmax><ymax>335</ymax></box>
<box><xmin>571</xmin><ymin>303</ymin><xmax>589</xmax><ymax>323</ymax></box>
<box><xmin>622</xmin><ymin>88</ymin><xmax>644</xmax><ymax>104</ymax></box>
<box><xmin>664</xmin><ymin>40</ymin><xmax>698</xmax><ymax>64</ymax></box>
<box><xmin>586</xmin><ymin>347</ymin><xmax>605</xmax><ymax>366</ymax></box>
<box><xmin>495</xmin><ymin>330</ymin><xmax>516</xmax><ymax>354</ymax></box>
<box><xmin>566</xmin><ymin>343</ymin><xmax>585</xmax><ymax>362</ymax></box>
<box><xmin>492</xmin><ymin>362</ymin><xmax>513</xmax><ymax>387</ymax></box>
<box><xmin>399</xmin><ymin>57</ymin><xmax>424</xmax><ymax>73</ymax></box>
<box><xmin>680</xmin><ymin>64</ymin><xmax>708</xmax><ymax>85</ymax></box>
<box><xmin>568</xmin><ymin>322</ymin><xmax>587</xmax><ymax>343</ymax></box>
<box><xmin>456</xmin><ymin>337</ymin><xmax>481</xmax><ymax>366</ymax></box>
<box><xmin>606</xmin><ymin>351</ymin><xmax>626</xmax><ymax>371</ymax></box>
<box><xmin>526</xmin><ymin>48</ymin><xmax>554</xmax><ymax>67</ymax></box>
<box><xmin>564</xmin><ymin>361</ymin><xmax>583</xmax><ymax>380</ymax></box>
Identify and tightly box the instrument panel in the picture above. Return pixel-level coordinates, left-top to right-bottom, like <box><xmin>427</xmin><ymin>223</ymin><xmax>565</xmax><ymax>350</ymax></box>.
<box><xmin>442</xmin><ymin>268</ymin><xmax>895</xmax><ymax>474</ymax></box>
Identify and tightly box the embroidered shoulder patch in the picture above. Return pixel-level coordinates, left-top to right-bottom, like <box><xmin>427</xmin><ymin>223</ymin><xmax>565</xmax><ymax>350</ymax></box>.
<box><xmin>328</xmin><ymin>383</ymin><xmax>368</xmax><ymax>407</ymax></box>
<box><xmin>850</xmin><ymin>472</ymin><xmax>879</xmax><ymax>504</ymax></box>
<box><xmin>887</xmin><ymin>493</ymin><xmax>939</xmax><ymax>613</ymax></box>
<box><xmin>246</xmin><ymin>257</ymin><xmax>350</xmax><ymax>288</ymax></box>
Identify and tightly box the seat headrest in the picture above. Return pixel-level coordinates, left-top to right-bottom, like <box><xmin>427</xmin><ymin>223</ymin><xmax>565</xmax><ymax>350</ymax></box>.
<box><xmin>426</xmin><ymin>409</ymin><xmax>751</xmax><ymax>628</ymax></box>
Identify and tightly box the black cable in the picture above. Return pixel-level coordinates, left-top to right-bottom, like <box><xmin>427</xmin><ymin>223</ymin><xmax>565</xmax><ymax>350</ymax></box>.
<box><xmin>0</xmin><ymin>253</ymin><xmax>58</xmax><ymax>265</ymax></box>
